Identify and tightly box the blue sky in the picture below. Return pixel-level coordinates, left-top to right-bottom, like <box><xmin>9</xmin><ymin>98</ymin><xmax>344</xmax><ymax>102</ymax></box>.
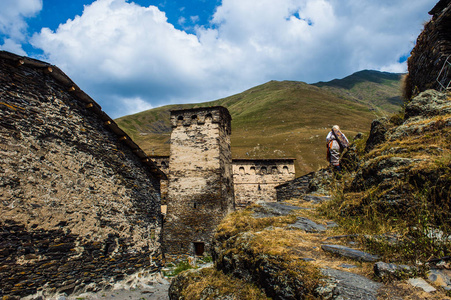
<box><xmin>0</xmin><ymin>0</ymin><xmax>438</xmax><ymax>118</ymax></box>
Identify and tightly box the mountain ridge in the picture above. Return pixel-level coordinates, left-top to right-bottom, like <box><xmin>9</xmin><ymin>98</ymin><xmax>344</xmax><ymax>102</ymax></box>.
<box><xmin>116</xmin><ymin>69</ymin><xmax>403</xmax><ymax>175</ymax></box>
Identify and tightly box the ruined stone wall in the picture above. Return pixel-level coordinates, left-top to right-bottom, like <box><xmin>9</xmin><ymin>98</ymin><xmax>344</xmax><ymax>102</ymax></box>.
<box><xmin>232</xmin><ymin>159</ymin><xmax>295</xmax><ymax>207</ymax></box>
<box><xmin>163</xmin><ymin>107</ymin><xmax>234</xmax><ymax>255</ymax></box>
<box><xmin>406</xmin><ymin>1</ymin><xmax>451</xmax><ymax>98</ymax></box>
<box><xmin>0</xmin><ymin>52</ymin><xmax>163</xmax><ymax>298</ymax></box>
<box><xmin>275</xmin><ymin>172</ymin><xmax>315</xmax><ymax>201</ymax></box>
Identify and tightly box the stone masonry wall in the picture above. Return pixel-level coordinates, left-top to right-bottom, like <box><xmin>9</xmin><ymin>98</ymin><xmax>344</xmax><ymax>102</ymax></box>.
<box><xmin>232</xmin><ymin>159</ymin><xmax>295</xmax><ymax>207</ymax></box>
<box><xmin>406</xmin><ymin>0</ymin><xmax>451</xmax><ymax>98</ymax></box>
<box><xmin>0</xmin><ymin>52</ymin><xmax>163</xmax><ymax>298</ymax></box>
<box><xmin>163</xmin><ymin>107</ymin><xmax>234</xmax><ymax>256</ymax></box>
<box><xmin>149</xmin><ymin>156</ymin><xmax>169</xmax><ymax>205</ymax></box>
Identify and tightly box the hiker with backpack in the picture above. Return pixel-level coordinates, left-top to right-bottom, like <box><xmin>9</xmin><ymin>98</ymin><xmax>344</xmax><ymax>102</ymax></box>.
<box><xmin>326</xmin><ymin>125</ymin><xmax>349</xmax><ymax>171</ymax></box>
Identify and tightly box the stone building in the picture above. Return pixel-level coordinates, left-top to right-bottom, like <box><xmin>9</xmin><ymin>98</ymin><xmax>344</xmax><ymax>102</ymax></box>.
<box><xmin>232</xmin><ymin>158</ymin><xmax>295</xmax><ymax>207</ymax></box>
<box><xmin>149</xmin><ymin>155</ymin><xmax>170</xmax><ymax>205</ymax></box>
<box><xmin>0</xmin><ymin>51</ymin><xmax>166</xmax><ymax>298</ymax></box>
<box><xmin>406</xmin><ymin>0</ymin><xmax>451</xmax><ymax>98</ymax></box>
<box><xmin>162</xmin><ymin>107</ymin><xmax>235</xmax><ymax>255</ymax></box>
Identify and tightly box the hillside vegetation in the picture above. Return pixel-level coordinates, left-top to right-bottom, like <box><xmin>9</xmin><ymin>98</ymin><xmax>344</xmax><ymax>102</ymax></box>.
<box><xmin>116</xmin><ymin>70</ymin><xmax>403</xmax><ymax>176</ymax></box>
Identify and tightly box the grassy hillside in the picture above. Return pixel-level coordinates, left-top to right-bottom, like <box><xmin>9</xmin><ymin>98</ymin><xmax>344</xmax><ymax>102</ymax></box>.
<box><xmin>116</xmin><ymin>71</ymin><xmax>402</xmax><ymax>176</ymax></box>
<box><xmin>314</xmin><ymin>70</ymin><xmax>404</xmax><ymax>115</ymax></box>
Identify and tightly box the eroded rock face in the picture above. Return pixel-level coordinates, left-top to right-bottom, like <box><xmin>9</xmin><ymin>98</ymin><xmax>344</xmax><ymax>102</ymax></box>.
<box><xmin>0</xmin><ymin>53</ymin><xmax>162</xmax><ymax>297</ymax></box>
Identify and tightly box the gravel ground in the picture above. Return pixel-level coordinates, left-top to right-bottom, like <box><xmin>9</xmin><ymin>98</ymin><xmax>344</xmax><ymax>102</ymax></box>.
<box><xmin>66</xmin><ymin>281</ymin><xmax>170</xmax><ymax>300</ymax></box>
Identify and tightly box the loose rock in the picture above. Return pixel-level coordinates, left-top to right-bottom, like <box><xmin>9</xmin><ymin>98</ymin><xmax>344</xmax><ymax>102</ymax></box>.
<box><xmin>321</xmin><ymin>244</ymin><xmax>380</xmax><ymax>262</ymax></box>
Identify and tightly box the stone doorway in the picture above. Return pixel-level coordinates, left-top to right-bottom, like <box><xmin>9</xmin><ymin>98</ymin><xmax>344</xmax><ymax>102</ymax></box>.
<box><xmin>193</xmin><ymin>242</ymin><xmax>205</xmax><ymax>256</ymax></box>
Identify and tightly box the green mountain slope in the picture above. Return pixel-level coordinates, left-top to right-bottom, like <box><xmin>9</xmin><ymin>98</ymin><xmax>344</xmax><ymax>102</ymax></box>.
<box><xmin>314</xmin><ymin>70</ymin><xmax>404</xmax><ymax>115</ymax></box>
<box><xmin>116</xmin><ymin>70</ymin><xmax>402</xmax><ymax>176</ymax></box>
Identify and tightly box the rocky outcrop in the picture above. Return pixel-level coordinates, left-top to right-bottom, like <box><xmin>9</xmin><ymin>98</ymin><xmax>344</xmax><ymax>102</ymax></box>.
<box><xmin>347</xmin><ymin>90</ymin><xmax>451</xmax><ymax>220</ymax></box>
<box><xmin>0</xmin><ymin>51</ymin><xmax>163</xmax><ymax>298</ymax></box>
<box><xmin>406</xmin><ymin>0</ymin><xmax>451</xmax><ymax>98</ymax></box>
<box><xmin>364</xmin><ymin>118</ymin><xmax>391</xmax><ymax>152</ymax></box>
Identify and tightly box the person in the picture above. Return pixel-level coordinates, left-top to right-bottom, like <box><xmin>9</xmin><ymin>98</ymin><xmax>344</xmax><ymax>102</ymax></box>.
<box><xmin>326</xmin><ymin>125</ymin><xmax>349</xmax><ymax>171</ymax></box>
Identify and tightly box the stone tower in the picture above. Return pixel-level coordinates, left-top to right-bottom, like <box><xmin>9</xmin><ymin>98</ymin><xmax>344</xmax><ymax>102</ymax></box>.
<box><xmin>163</xmin><ymin>106</ymin><xmax>234</xmax><ymax>255</ymax></box>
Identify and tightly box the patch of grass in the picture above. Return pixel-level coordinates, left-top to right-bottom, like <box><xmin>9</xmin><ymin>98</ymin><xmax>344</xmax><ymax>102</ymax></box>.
<box><xmin>215</xmin><ymin>207</ymin><xmax>297</xmax><ymax>240</ymax></box>
<box><xmin>180</xmin><ymin>267</ymin><xmax>270</xmax><ymax>300</ymax></box>
<box><xmin>163</xmin><ymin>260</ymin><xmax>195</xmax><ymax>277</ymax></box>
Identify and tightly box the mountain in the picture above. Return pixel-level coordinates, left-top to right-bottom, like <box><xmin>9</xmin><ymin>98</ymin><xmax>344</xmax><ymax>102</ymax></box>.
<box><xmin>116</xmin><ymin>70</ymin><xmax>403</xmax><ymax>176</ymax></box>
<box><xmin>314</xmin><ymin>70</ymin><xmax>404</xmax><ymax>114</ymax></box>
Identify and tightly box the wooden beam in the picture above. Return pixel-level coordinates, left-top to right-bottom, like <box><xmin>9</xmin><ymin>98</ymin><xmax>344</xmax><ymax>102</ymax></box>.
<box><xmin>104</xmin><ymin>120</ymin><xmax>112</xmax><ymax>126</ymax></box>
<box><xmin>44</xmin><ymin>66</ymin><xmax>53</xmax><ymax>74</ymax></box>
<box><xmin>119</xmin><ymin>136</ymin><xmax>127</xmax><ymax>141</ymax></box>
<box><xmin>68</xmin><ymin>86</ymin><xmax>76</xmax><ymax>92</ymax></box>
<box><xmin>85</xmin><ymin>103</ymin><xmax>94</xmax><ymax>108</ymax></box>
<box><xmin>17</xmin><ymin>60</ymin><xmax>25</xmax><ymax>66</ymax></box>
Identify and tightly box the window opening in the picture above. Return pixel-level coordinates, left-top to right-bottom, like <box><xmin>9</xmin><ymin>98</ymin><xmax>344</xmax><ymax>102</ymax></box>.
<box><xmin>283</xmin><ymin>166</ymin><xmax>289</xmax><ymax>174</ymax></box>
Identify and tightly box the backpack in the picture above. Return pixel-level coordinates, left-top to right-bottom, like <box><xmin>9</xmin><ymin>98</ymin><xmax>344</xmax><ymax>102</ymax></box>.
<box><xmin>332</xmin><ymin>128</ymin><xmax>349</xmax><ymax>150</ymax></box>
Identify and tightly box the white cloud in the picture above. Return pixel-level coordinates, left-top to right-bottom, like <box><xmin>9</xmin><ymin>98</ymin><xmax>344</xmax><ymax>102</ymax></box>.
<box><xmin>30</xmin><ymin>0</ymin><xmax>436</xmax><ymax>117</ymax></box>
<box><xmin>0</xmin><ymin>38</ymin><xmax>27</xmax><ymax>56</ymax></box>
<box><xmin>0</xmin><ymin>0</ymin><xmax>42</xmax><ymax>53</ymax></box>
<box><xmin>190</xmin><ymin>15</ymin><xmax>200</xmax><ymax>23</ymax></box>
<box><xmin>119</xmin><ymin>97</ymin><xmax>154</xmax><ymax>117</ymax></box>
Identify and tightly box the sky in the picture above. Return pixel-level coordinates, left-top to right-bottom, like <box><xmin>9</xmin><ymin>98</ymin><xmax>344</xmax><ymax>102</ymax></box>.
<box><xmin>0</xmin><ymin>0</ymin><xmax>438</xmax><ymax>118</ymax></box>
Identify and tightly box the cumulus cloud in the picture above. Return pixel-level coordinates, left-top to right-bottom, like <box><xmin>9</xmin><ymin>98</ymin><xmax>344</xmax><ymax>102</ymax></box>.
<box><xmin>30</xmin><ymin>0</ymin><xmax>435</xmax><ymax>117</ymax></box>
<box><xmin>0</xmin><ymin>0</ymin><xmax>42</xmax><ymax>53</ymax></box>
<box><xmin>119</xmin><ymin>97</ymin><xmax>154</xmax><ymax>116</ymax></box>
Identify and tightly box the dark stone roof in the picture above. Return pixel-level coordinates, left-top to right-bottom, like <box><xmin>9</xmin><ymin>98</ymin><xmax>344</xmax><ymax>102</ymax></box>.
<box><xmin>0</xmin><ymin>50</ymin><xmax>166</xmax><ymax>180</ymax></box>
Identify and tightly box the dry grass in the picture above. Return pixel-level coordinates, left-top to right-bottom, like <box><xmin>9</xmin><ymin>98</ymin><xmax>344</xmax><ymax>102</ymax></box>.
<box><xmin>181</xmin><ymin>268</ymin><xmax>270</xmax><ymax>300</ymax></box>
